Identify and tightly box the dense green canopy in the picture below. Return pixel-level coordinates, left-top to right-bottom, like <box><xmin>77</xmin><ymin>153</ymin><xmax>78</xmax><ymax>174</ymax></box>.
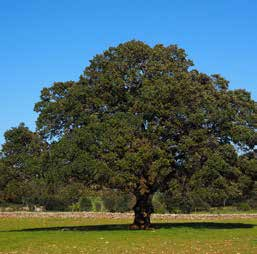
<box><xmin>1</xmin><ymin>40</ymin><xmax>257</xmax><ymax>228</ymax></box>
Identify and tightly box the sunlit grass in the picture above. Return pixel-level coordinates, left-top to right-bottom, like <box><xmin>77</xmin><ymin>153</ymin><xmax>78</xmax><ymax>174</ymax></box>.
<box><xmin>0</xmin><ymin>216</ymin><xmax>257</xmax><ymax>253</ymax></box>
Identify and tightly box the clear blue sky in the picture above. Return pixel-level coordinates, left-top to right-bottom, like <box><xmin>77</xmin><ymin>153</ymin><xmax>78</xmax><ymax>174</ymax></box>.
<box><xmin>0</xmin><ymin>0</ymin><xmax>257</xmax><ymax>145</ymax></box>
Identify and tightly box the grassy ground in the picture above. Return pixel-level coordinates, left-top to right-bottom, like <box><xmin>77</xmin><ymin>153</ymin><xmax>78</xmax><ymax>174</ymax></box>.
<box><xmin>0</xmin><ymin>216</ymin><xmax>257</xmax><ymax>254</ymax></box>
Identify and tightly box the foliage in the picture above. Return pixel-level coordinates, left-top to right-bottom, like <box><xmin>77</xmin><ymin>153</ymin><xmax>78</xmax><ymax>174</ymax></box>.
<box><xmin>152</xmin><ymin>192</ymin><xmax>167</xmax><ymax>214</ymax></box>
<box><xmin>78</xmin><ymin>196</ymin><xmax>92</xmax><ymax>211</ymax></box>
<box><xmin>1</xmin><ymin>41</ymin><xmax>257</xmax><ymax>227</ymax></box>
<box><xmin>236</xmin><ymin>202</ymin><xmax>251</xmax><ymax>211</ymax></box>
<box><xmin>102</xmin><ymin>190</ymin><xmax>134</xmax><ymax>212</ymax></box>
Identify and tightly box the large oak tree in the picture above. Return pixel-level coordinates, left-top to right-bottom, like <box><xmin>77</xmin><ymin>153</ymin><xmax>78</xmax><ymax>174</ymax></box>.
<box><xmin>34</xmin><ymin>40</ymin><xmax>257</xmax><ymax>229</ymax></box>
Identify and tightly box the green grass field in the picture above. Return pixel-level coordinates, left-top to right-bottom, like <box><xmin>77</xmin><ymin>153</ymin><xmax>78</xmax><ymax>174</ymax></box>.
<box><xmin>1</xmin><ymin>216</ymin><xmax>257</xmax><ymax>254</ymax></box>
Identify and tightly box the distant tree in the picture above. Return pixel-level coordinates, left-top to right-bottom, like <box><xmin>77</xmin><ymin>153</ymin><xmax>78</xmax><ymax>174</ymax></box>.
<box><xmin>0</xmin><ymin>123</ymin><xmax>47</xmax><ymax>204</ymax></box>
<box><xmin>0</xmin><ymin>159</ymin><xmax>8</xmax><ymax>202</ymax></box>
<box><xmin>237</xmin><ymin>151</ymin><xmax>257</xmax><ymax>202</ymax></box>
<box><xmin>102</xmin><ymin>190</ymin><xmax>134</xmax><ymax>212</ymax></box>
<box><xmin>34</xmin><ymin>40</ymin><xmax>257</xmax><ymax>229</ymax></box>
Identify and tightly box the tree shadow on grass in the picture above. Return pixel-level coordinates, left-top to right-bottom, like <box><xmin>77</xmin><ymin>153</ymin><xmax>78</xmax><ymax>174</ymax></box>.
<box><xmin>3</xmin><ymin>222</ymin><xmax>256</xmax><ymax>232</ymax></box>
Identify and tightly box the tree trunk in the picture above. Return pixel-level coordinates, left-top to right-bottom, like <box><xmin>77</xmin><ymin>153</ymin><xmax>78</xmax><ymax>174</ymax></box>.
<box><xmin>129</xmin><ymin>193</ymin><xmax>154</xmax><ymax>230</ymax></box>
